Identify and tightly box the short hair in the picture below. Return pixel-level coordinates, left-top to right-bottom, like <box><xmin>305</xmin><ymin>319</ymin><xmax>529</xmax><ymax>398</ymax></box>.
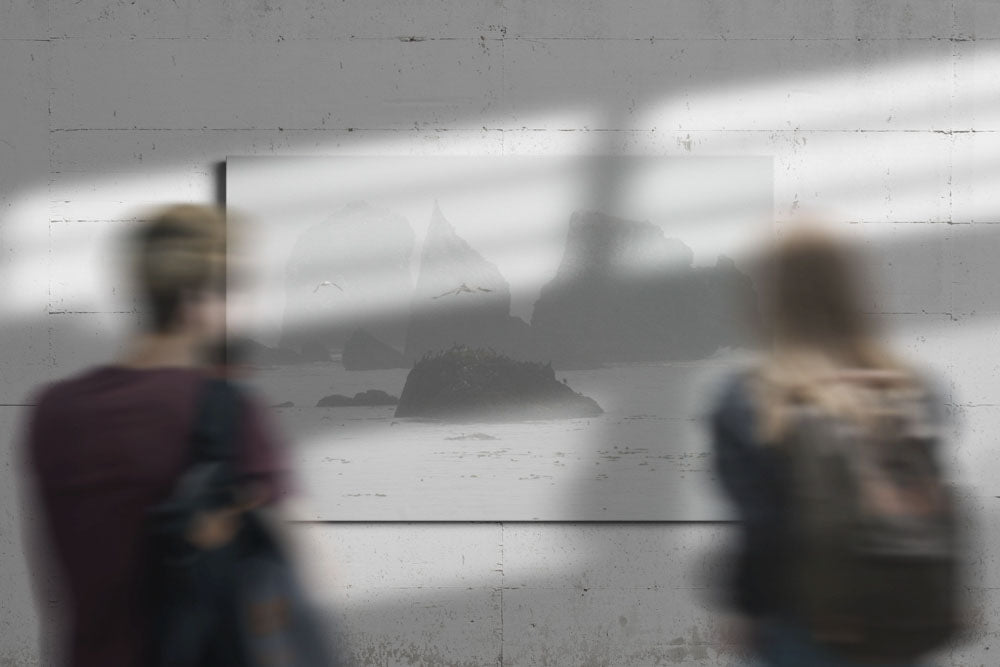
<box><xmin>130</xmin><ymin>204</ymin><xmax>226</xmax><ymax>332</ymax></box>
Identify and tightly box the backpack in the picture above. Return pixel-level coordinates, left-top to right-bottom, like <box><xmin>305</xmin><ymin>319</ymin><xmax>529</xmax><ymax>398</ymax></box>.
<box><xmin>143</xmin><ymin>377</ymin><xmax>341</xmax><ymax>667</ymax></box>
<box><xmin>778</xmin><ymin>373</ymin><xmax>962</xmax><ymax>662</ymax></box>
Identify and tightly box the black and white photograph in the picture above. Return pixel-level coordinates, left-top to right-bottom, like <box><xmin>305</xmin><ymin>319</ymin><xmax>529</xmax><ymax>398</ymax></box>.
<box><xmin>228</xmin><ymin>156</ymin><xmax>771</xmax><ymax>520</ymax></box>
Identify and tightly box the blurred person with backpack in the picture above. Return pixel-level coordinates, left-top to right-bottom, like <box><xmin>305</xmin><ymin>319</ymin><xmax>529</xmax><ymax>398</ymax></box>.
<box><xmin>709</xmin><ymin>226</ymin><xmax>966</xmax><ymax>666</ymax></box>
<box><xmin>21</xmin><ymin>205</ymin><xmax>338</xmax><ymax>666</ymax></box>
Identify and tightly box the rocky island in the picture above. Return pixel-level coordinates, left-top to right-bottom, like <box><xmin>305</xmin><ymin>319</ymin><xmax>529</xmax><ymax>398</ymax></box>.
<box><xmin>394</xmin><ymin>345</ymin><xmax>602</xmax><ymax>421</ymax></box>
<box><xmin>316</xmin><ymin>389</ymin><xmax>399</xmax><ymax>407</ymax></box>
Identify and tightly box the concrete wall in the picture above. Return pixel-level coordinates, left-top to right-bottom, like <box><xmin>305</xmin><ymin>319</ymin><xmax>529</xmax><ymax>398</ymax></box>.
<box><xmin>2</xmin><ymin>1</ymin><xmax>1000</xmax><ymax>664</ymax></box>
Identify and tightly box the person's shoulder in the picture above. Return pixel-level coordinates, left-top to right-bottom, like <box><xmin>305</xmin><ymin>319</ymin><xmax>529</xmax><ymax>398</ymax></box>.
<box><xmin>28</xmin><ymin>366</ymin><xmax>105</xmax><ymax>412</ymax></box>
<box><xmin>31</xmin><ymin>365</ymin><xmax>204</xmax><ymax>410</ymax></box>
<box><xmin>28</xmin><ymin>381</ymin><xmax>59</xmax><ymax>411</ymax></box>
<box><xmin>22</xmin><ymin>367</ymin><xmax>114</xmax><ymax>460</ymax></box>
<box><xmin>708</xmin><ymin>364</ymin><xmax>759</xmax><ymax>423</ymax></box>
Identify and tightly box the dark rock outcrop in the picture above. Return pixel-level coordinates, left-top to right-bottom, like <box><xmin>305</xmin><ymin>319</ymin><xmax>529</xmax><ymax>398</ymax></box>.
<box><xmin>530</xmin><ymin>210</ymin><xmax>760</xmax><ymax>367</ymax></box>
<box><xmin>445</xmin><ymin>432</ymin><xmax>499</xmax><ymax>441</ymax></box>
<box><xmin>403</xmin><ymin>203</ymin><xmax>530</xmax><ymax>362</ymax></box>
<box><xmin>241</xmin><ymin>339</ymin><xmax>305</xmax><ymax>366</ymax></box>
<box><xmin>342</xmin><ymin>329</ymin><xmax>407</xmax><ymax>370</ymax></box>
<box><xmin>316</xmin><ymin>389</ymin><xmax>399</xmax><ymax>408</ymax></box>
<box><xmin>394</xmin><ymin>346</ymin><xmax>603</xmax><ymax>421</ymax></box>
<box><xmin>280</xmin><ymin>201</ymin><xmax>415</xmax><ymax>356</ymax></box>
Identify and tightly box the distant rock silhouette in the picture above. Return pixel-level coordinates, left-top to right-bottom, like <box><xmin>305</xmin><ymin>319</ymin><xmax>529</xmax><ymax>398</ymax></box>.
<box><xmin>530</xmin><ymin>210</ymin><xmax>760</xmax><ymax>367</ymax></box>
<box><xmin>277</xmin><ymin>203</ymin><xmax>758</xmax><ymax>369</ymax></box>
<box><xmin>395</xmin><ymin>345</ymin><xmax>603</xmax><ymax>421</ymax></box>
<box><xmin>404</xmin><ymin>203</ymin><xmax>530</xmax><ymax>362</ymax></box>
<box><xmin>342</xmin><ymin>329</ymin><xmax>407</xmax><ymax>371</ymax></box>
<box><xmin>298</xmin><ymin>340</ymin><xmax>331</xmax><ymax>363</ymax></box>
<box><xmin>317</xmin><ymin>389</ymin><xmax>399</xmax><ymax>407</ymax></box>
<box><xmin>280</xmin><ymin>201</ymin><xmax>415</xmax><ymax>357</ymax></box>
<box><xmin>241</xmin><ymin>339</ymin><xmax>305</xmax><ymax>366</ymax></box>
<box><xmin>445</xmin><ymin>432</ymin><xmax>500</xmax><ymax>441</ymax></box>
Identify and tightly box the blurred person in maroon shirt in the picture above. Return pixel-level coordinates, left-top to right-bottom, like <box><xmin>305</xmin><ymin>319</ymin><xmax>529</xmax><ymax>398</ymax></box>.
<box><xmin>20</xmin><ymin>204</ymin><xmax>292</xmax><ymax>666</ymax></box>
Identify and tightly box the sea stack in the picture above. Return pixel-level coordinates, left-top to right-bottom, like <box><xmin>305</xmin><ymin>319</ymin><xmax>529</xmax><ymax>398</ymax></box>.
<box><xmin>403</xmin><ymin>202</ymin><xmax>530</xmax><ymax>362</ymax></box>
<box><xmin>395</xmin><ymin>346</ymin><xmax>603</xmax><ymax>421</ymax></box>
<box><xmin>530</xmin><ymin>210</ymin><xmax>760</xmax><ymax>367</ymax></box>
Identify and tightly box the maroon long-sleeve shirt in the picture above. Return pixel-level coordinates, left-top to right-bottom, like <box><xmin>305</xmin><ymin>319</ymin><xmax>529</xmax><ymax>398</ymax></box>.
<box><xmin>21</xmin><ymin>365</ymin><xmax>290</xmax><ymax>667</ymax></box>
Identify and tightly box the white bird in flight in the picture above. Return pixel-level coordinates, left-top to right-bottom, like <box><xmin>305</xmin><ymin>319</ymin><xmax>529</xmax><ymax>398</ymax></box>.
<box><xmin>432</xmin><ymin>283</ymin><xmax>493</xmax><ymax>299</ymax></box>
<box><xmin>314</xmin><ymin>280</ymin><xmax>343</xmax><ymax>293</ymax></box>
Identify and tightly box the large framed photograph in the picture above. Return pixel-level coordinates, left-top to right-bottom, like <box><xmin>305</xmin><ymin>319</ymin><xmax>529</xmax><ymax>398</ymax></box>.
<box><xmin>226</xmin><ymin>156</ymin><xmax>771</xmax><ymax>520</ymax></box>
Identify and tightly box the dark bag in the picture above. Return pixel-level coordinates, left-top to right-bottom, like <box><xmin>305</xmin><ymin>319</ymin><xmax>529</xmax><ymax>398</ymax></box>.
<box><xmin>144</xmin><ymin>377</ymin><xmax>340</xmax><ymax>667</ymax></box>
<box><xmin>779</xmin><ymin>374</ymin><xmax>963</xmax><ymax>662</ymax></box>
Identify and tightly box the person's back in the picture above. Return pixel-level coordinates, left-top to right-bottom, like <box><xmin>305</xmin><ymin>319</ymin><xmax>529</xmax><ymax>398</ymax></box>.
<box><xmin>712</xmin><ymin>369</ymin><xmax>957</xmax><ymax>666</ymax></box>
<box><xmin>28</xmin><ymin>366</ymin><xmax>206</xmax><ymax>664</ymax></box>
<box><xmin>21</xmin><ymin>205</ymin><xmax>288</xmax><ymax>666</ymax></box>
<box><xmin>709</xmin><ymin>226</ymin><xmax>964</xmax><ymax>666</ymax></box>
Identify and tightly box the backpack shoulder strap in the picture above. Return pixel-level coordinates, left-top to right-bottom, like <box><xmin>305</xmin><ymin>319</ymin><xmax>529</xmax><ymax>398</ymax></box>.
<box><xmin>189</xmin><ymin>377</ymin><xmax>245</xmax><ymax>465</ymax></box>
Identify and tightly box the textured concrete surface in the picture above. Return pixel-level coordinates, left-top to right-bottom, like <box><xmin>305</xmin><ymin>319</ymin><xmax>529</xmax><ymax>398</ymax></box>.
<box><xmin>3</xmin><ymin>1</ymin><xmax>1000</xmax><ymax>664</ymax></box>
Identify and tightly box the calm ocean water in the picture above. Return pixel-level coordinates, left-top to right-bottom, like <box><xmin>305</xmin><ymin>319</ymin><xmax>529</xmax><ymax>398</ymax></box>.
<box><xmin>248</xmin><ymin>356</ymin><xmax>749</xmax><ymax>521</ymax></box>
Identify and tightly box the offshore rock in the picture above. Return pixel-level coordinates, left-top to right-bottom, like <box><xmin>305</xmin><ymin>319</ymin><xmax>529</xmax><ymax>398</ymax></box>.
<box><xmin>530</xmin><ymin>210</ymin><xmax>760</xmax><ymax>367</ymax></box>
<box><xmin>240</xmin><ymin>339</ymin><xmax>305</xmax><ymax>366</ymax></box>
<box><xmin>342</xmin><ymin>329</ymin><xmax>407</xmax><ymax>370</ymax></box>
<box><xmin>404</xmin><ymin>202</ymin><xmax>530</xmax><ymax>362</ymax></box>
<box><xmin>394</xmin><ymin>345</ymin><xmax>603</xmax><ymax>421</ymax></box>
<box><xmin>316</xmin><ymin>389</ymin><xmax>399</xmax><ymax>407</ymax></box>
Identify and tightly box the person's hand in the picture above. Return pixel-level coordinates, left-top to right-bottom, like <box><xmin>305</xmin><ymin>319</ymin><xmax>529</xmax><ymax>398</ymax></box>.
<box><xmin>186</xmin><ymin>506</ymin><xmax>242</xmax><ymax>550</ymax></box>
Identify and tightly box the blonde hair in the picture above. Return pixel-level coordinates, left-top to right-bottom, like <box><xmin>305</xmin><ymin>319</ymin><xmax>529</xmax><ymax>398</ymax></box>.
<box><xmin>753</xmin><ymin>227</ymin><xmax>917</xmax><ymax>442</ymax></box>
<box><xmin>131</xmin><ymin>204</ymin><xmax>227</xmax><ymax>332</ymax></box>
